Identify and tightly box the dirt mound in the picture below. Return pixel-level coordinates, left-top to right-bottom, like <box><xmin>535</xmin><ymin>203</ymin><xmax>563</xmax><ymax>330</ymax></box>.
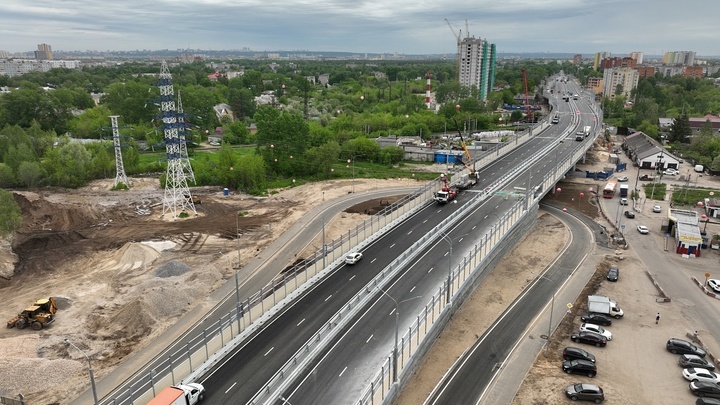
<box><xmin>345</xmin><ymin>196</ymin><xmax>402</xmax><ymax>215</ymax></box>
<box><xmin>155</xmin><ymin>260</ymin><xmax>192</xmax><ymax>278</ymax></box>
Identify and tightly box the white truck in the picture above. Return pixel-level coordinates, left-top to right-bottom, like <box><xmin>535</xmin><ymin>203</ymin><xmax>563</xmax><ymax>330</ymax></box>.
<box><xmin>583</xmin><ymin>125</ymin><xmax>592</xmax><ymax>138</ymax></box>
<box><xmin>588</xmin><ymin>295</ymin><xmax>624</xmax><ymax>319</ymax></box>
<box><xmin>148</xmin><ymin>383</ymin><xmax>205</xmax><ymax>405</ymax></box>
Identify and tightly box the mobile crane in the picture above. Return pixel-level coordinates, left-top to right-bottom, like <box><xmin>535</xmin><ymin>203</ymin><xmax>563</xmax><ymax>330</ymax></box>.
<box><xmin>452</xmin><ymin>117</ymin><xmax>478</xmax><ymax>190</ymax></box>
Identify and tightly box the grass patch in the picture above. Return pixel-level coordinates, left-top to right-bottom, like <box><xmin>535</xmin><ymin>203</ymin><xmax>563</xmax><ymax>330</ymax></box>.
<box><xmin>671</xmin><ymin>187</ymin><xmax>719</xmax><ymax>207</ymax></box>
<box><xmin>643</xmin><ymin>183</ymin><xmax>667</xmax><ymax>200</ymax></box>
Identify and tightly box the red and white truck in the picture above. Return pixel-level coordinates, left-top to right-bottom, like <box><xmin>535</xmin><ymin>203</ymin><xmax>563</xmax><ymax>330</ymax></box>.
<box><xmin>148</xmin><ymin>383</ymin><xmax>205</xmax><ymax>405</ymax></box>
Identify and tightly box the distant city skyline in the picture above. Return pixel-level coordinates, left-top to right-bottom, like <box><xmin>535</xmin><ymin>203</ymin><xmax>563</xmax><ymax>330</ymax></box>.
<box><xmin>1</xmin><ymin>1</ymin><xmax>718</xmax><ymax>57</ymax></box>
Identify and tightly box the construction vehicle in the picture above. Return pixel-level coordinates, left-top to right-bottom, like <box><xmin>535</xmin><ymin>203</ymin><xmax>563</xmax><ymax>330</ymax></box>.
<box><xmin>451</xmin><ymin>116</ymin><xmax>478</xmax><ymax>187</ymax></box>
<box><xmin>184</xmin><ymin>194</ymin><xmax>201</xmax><ymax>205</ymax></box>
<box><xmin>434</xmin><ymin>175</ymin><xmax>459</xmax><ymax>204</ymax></box>
<box><xmin>148</xmin><ymin>383</ymin><xmax>205</xmax><ymax>405</ymax></box>
<box><xmin>7</xmin><ymin>297</ymin><xmax>58</xmax><ymax>330</ymax></box>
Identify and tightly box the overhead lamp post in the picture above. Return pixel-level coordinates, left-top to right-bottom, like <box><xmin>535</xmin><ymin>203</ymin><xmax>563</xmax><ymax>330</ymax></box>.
<box><xmin>533</xmin><ymin>275</ymin><xmax>557</xmax><ymax>353</ymax></box>
<box><xmin>376</xmin><ymin>286</ymin><xmax>399</xmax><ymax>383</ymax></box>
<box><xmin>438</xmin><ymin>231</ymin><xmax>469</xmax><ymax>304</ymax></box>
<box><xmin>64</xmin><ymin>338</ymin><xmax>98</xmax><ymax>405</ymax></box>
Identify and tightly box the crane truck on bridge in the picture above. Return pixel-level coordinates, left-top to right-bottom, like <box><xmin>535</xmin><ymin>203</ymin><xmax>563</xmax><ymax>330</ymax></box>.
<box><xmin>434</xmin><ymin>174</ymin><xmax>458</xmax><ymax>204</ymax></box>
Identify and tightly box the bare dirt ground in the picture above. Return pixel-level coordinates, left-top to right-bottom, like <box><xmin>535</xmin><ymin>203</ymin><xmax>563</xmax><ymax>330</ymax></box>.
<box><xmin>0</xmin><ymin>174</ymin><xmax>422</xmax><ymax>404</ymax></box>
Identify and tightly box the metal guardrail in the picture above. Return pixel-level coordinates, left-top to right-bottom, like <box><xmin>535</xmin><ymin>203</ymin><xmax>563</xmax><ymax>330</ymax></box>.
<box><xmin>98</xmin><ymin>118</ymin><xmax>553</xmax><ymax>404</ymax></box>
<box><xmin>355</xmin><ymin>108</ymin><xmax>603</xmax><ymax>405</ymax></box>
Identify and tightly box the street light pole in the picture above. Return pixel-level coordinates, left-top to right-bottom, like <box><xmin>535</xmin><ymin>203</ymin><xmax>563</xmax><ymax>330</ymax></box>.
<box><xmin>535</xmin><ymin>275</ymin><xmax>556</xmax><ymax>353</ymax></box>
<box><xmin>64</xmin><ymin>338</ymin><xmax>98</xmax><ymax>405</ymax></box>
<box><xmin>376</xmin><ymin>286</ymin><xmax>399</xmax><ymax>383</ymax></box>
<box><xmin>439</xmin><ymin>232</ymin><xmax>453</xmax><ymax>304</ymax></box>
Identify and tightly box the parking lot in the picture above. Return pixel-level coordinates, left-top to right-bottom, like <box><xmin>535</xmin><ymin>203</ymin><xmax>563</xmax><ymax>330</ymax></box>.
<box><xmin>512</xmin><ymin>145</ymin><xmax>720</xmax><ymax>404</ymax></box>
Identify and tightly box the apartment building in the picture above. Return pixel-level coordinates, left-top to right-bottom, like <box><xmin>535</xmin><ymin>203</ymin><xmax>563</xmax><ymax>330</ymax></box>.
<box><xmin>602</xmin><ymin>67</ymin><xmax>639</xmax><ymax>99</ymax></box>
<box><xmin>664</xmin><ymin>51</ymin><xmax>696</xmax><ymax>66</ymax></box>
<box><xmin>458</xmin><ymin>36</ymin><xmax>496</xmax><ymax>101</ymax></box>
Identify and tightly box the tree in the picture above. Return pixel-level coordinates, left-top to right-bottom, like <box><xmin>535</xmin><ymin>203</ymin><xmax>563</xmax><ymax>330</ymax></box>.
<box><xmin>69</xmin><ymin>105</ymin><xmax>114</xmax><ymax>138</ymax></box>
<box><xmin>669</xmin><ymin>113</ymin><xmax>692</xmax><ymax>143</ymax></box>
<box><xmin>0</xmin><ymin>163</ymin><xmax>16</xmax><ymax>188</ymax></box>
<box><xmin>0</xmin><ymin>189</ymin><xmax>22</xmax><ymax>238</ymax></box>
<box><xmin>16</xmin><ymin>161</ymin><xmax>45</xmax><ymax>188</ymax></box>
<box><xmin>42</xmin><ymin>142</ymin><xmax>92</xmax><ymax>187</ymax></box>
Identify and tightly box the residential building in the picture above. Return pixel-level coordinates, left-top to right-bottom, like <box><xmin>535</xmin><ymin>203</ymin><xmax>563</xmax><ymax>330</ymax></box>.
<box><xmin>458</xmin><ymin>36</ymin><xmax>496</xmax><ymax>101</ymax></box>
<box><xmin>628</xmin><ymin>52</ymin><xmax>644</xmax><ymax>64</ymax></box>
<box><xmin>35</xmin><ymin>43</ymin><xmax>53</xmax><ymax>60</ymax></box>
<box><xmin>664</xmin><ymin>51</ymin><xmax>696</xmax><ymax>66</ymax></box>
<box><xmin>573</xmin><ymin>54</ymin><xmax>583</xmax><ymax>65</ymax></box>
<box><xmin>593</xmin><ymin>52</ymin><xmax>610</xmax><ymax>71</ymax></box>
<box><xmin>658</xmin><ymin>65</ymin><xmax>685</xmax><ymax>77</ymax></box>
<box><xmin>636</xmin><ymin>66</ymin><xmax>656</xmax><ymax>78</ymax></box>
<box><xmin>318</xmin><ymin>73</ymin><xmax>330</xmax><ymax>86</ymax></box>
<box><xmin>587</xmin><ymin>77</ymin><xmax>603</xmax><ymax>95</ymax></box>
<box><xmin>602</xmin><ymin>67</ymin><xmax>639</xmax><ymax>99</ymax></box>
<box><xmin>683</xmin><ymin>66</ymin><xmax>703</xmax><ymax>79</ymax></box>
<box><xmin>599</xmin><ymin>57</ymin><xmax>637</xmax><ymax>70</ymax></box>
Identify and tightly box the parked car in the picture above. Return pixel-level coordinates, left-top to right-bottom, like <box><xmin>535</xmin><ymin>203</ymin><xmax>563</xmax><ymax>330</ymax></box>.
<box><xmin>664</xmin><ymin>168</ymin><xmax>680</xmax><ymax>176</ymax></box>
<box><xmin>564</xmin><ymin>383</ymin><xmax>605</xmax><ymax>403</ymax></box>
<box><xmin>580</xmin><ymin>313</ymin><xmax>612</xmax><ymax>326</ymax></box>
<box><xmin>619</xmin><ymin>198</ymin><xmax>628</xmax><ymax>205</ymax></box>
<box><xmin>571</xmin><ymin>331</ymin><xmax>607</xmax><ymax>347</ymax></box>
<box><xmin>563</xmin><ymin>346</ymin><xmax>597</xmax><ymax>363</ymax></box>
<box><xmin>580</xmin><ymin>323</ymin><xmax>612</xmax><ymax>340</ymax></box>
<box><xmin>562</xmin><ymin>359</ymin><xmax>597</xmax><ymax>377</ymax></box>
<box><xmin>668</xmin><ymin>338</ymin><xmax>707</xmax><ymax>357</ymax></box>
<box><xmin>695</xmin><ymin>398</ymin><xmax>720</xmax><ymax>405</ymax></box>
<box><xmin>617</xmin><ymin>176</ymin><xmax>628</xmax><ymax>182</ymax></box>
<box><xmin>637</xmin><ymin>225</ymin><xmax>649</xmax><ymax>234</ymax></box>
<box><xmin>607</xmin><ymin>267</ymin><xmax>619</xmax><ymax>282</ymax></box>
<box><xmin>653</xmin><ymin>205</ymin><xmax>662</xmax><ymax>213</ymax></box>
<box><xmin>624</xmin><ymin>211</ymin><xmax>635</xmax><ymax>219</ymax></box>
<box><xmin>707</xmin><ymin>279</ymin><xmax>720</xmax><ymax>293</ymax></box>
<box><xmin>690</xmin><ymin>381</ymin><xmax>720</xmax><ymax>398</ymax></box>
<box><xmin>684</xmin><ymin>368</ymin><xmax>720</xmax><ymax>383</ymax></box>
<box><xmin>680</xmin><ymin>354</ymin><xmax>716</xmax><ymax>371</ymax></box>
<box><xmin>344</xmin><ymin>252</ymin><xmax>363</xmax><ymax>265</ymax></box>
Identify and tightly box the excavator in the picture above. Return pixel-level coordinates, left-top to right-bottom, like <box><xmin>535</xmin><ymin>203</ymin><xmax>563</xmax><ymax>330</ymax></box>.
<box><xmin>7</xmin><ymin>297</ymin><xmax>58</xmax><ymax>330</ymax></box>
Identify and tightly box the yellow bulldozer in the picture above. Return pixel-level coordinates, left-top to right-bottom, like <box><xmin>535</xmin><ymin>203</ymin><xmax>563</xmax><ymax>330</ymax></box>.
<box><xmin>7</xmin><ymin>297</ymin><xmax>58</xmax><ymax>330</ymax></box>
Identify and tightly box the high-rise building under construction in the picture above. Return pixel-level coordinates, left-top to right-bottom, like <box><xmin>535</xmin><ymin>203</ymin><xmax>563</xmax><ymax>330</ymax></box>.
<box><xmin>458</xmin><ymin>36</ymin><xmax>496</xmax><ymax>102</ymax></box>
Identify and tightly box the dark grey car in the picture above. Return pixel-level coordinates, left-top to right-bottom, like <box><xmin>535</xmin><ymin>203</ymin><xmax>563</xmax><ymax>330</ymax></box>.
<box><xmin>680</xmin><ymin>354</ymin><xmax>716</xmax><ymax>371</ymax></box>
<box><xmin>565</xmin><ymin>383</ymin><xmax>604</xmax><ymax>403</ymax></box>
<box><xmin>562</xmin><ymin>359</ymin><xmax>597</xmax><ymax>377</ymax></box>
<box><xmin>668</xmin><ymin>338</ymin><xmax>706</xmax><ymax>357</ymax></box>
<box><xmin>563</xmin><ymin>347</ymin><xmax>596</xmax><ymax>363</ymax></box>
<box><xmin>606</xmin><ymin>267</ymin><xmax>619</xmax><ymax>282</ymax></box>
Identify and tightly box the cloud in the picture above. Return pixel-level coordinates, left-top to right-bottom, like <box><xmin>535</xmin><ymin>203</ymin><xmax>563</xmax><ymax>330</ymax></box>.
<box><xmin>0</xmin><ymin>0</ymin><xmax>717</xmax><ymax>56</ymax></box>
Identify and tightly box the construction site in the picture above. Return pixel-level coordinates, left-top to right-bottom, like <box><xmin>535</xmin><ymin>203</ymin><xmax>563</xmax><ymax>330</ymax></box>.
<box><xmin>0</xmin><ymin>175</ymin><xmax>419</xmax><ymax>404</ymax></box>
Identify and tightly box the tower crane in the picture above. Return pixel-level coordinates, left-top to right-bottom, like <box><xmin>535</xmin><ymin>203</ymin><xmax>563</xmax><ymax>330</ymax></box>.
<box><xmin>445</xmin><ymin>19</ymin><xmax>462</xmax><ymax>76</ymax></box>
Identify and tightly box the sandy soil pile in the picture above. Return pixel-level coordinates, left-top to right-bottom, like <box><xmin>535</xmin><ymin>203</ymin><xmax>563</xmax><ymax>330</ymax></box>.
<box><xmin>0</xmin><ymin>175</ymin><xmax>420</xmax><ymax>404</ymax></box>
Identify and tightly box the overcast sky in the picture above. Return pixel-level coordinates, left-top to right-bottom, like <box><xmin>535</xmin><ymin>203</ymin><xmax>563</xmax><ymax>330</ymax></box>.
<box><xmin>1</xmin><ymin>0</ymin><xmax>716</xmax><ymax>56</ymax></box>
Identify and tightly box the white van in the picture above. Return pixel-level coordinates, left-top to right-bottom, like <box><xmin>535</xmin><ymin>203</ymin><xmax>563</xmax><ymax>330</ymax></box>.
<box><xmin>695</xmin><ymin>165</ymin><xmax>704</xmax><ymax>173</ymax></box>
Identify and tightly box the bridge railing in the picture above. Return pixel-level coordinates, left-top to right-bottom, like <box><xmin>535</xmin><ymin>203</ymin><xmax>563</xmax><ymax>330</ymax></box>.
<box><xmin>96</xmin><ymin>123</ymin><xmax>547</xmax><ymax>405</ymax></box>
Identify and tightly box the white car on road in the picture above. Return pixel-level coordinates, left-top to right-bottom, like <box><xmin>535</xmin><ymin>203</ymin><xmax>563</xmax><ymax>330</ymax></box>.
<box><xmin>344</xmin><ymin>252</ymin><xmax>363</xmax><ymax>265</ymax></box>
<box><xmin>637</xmin><ymin>225</ymin><xmax>649</xmax><ymax>234</ymax></box>
<box><xmin>683</xmin><ymin>367</ymin><xmax>720</xmax><ymax>383</ymax></box>
<box><xmin>580</xmin><ymin>323</ymin><xmax>612</xmax><ymax>341</ymax></box>
<box><xmin>707</xmin><ymin>279</ymin><xmax>720</xmax><ymax>293</ymax></box>
<box><xmin>653</xmin><ymin>205</ymin><xmax>662</xmax><ymax>213</ymax></box>
<box><xmin>663</xmin><ymin>168</ymin><xmax>679</xmax><ymax>176</ymax></box>
<box><xmin>617</xmin><ymin>176</ymin><xmax>628</xmax><ymax>182</ymax></box>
